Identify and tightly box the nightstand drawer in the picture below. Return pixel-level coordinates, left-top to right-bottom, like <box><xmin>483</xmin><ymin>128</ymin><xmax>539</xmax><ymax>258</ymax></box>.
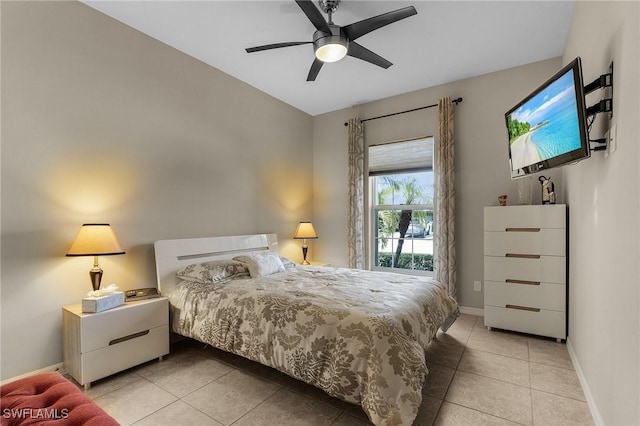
<box><xmin>83</xmin><ymin>325</ymin><xmax>169</xmax><ymax>383</ymax></box>
<box><xmin>484</xmin><ymin>229</ymin><xmax>565</xmax><ymax>257</ymax></box>
<box><xmin>484</xmin><ymin>255</ymin><xmax>566</xmax><ymax>284</ymax></box>
<box><xmin>80</xmin><ymin>299</ymin><xmax>168</xmax><ymax>353</ymax></box>
<box><xmin>484</xmin><ymin>281</ymin><xmax>565</xmax><ymax>312</ymax></box>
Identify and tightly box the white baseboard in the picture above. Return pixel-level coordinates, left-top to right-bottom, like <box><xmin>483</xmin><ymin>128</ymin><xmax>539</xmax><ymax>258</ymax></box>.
<box><xmin>0</xmin><ymin>363</ymin><xmax>66</xmax><ymax>386</ymax></box>
<box><xmin>566</xmin><ymin>337</ymin><xmax>604</xmax><ymax>426</ymax></box>
<box><xmin>459</xmin><ymin>306</ymin><xmax>484</xmax><ymax>317</ymax></box>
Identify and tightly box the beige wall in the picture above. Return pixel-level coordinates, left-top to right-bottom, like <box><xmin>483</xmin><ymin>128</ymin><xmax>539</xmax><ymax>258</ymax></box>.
<box><xmin>1</xmin><ymin>1</ymin><xmax>313</xmax><ymax>380</ymax></box>
<box><xmin>312</xmin><ymin>58</ymin><xmax>563</xmax><ymax>309</ymax></box>
<box><xmin>562</xmin><ymin>2</ymin><xmax>639</xmax><ymax>424</ymax></box>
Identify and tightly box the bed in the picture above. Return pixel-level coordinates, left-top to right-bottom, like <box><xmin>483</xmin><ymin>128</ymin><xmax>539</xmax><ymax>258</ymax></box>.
<box><xmin>154</xmin><ymin>234</ymin><xmax>458</xmax><ymax>426</ymax></box>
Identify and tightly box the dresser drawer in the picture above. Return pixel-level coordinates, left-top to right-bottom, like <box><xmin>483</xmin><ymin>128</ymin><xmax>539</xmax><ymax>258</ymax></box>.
<box><xmin>484</xmin><ymin>205</ymin><xmax>566</xmax><ymax>231</ymax></box>
<box><xmin>484</xmin><ymin>229</ymin><xmax>565</xmax><ymax>257</ymax></box>
<box><xmin>485</xmin><ymin>306</ymin><xmax>565</xmax><ymax>340</ymax></box>
<box><xmin>484</xmin><ymin>255</ymin><xmax>566</xmax><ymax>284</ymax></box>
<box><xmin>484</xmin><ymin>281</ymin><xmax>565</xmax><ymax>312</ymax></box>
<box><xmin>80</xmin><ymin>299</ymin><xmax>168</xmax><ymax>353</ymax></box>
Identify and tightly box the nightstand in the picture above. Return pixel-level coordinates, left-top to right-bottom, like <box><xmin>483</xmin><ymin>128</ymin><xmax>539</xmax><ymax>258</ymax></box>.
<box><xmin>62</xmin><ymin>297</ymin><xmax>170</xmax><ymax>389</ymax></box>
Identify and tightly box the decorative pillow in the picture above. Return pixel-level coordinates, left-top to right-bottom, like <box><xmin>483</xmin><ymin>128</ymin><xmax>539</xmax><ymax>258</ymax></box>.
<box><xmin>176</xmin><ymin>260</ymin><xmax>249</xmax><ymax>284</ymax></box>
<box><xmin>280</xmin><ymin>257</ymin><xmax>297</xmax><ymax>270</ymax></box>
<box><xmin>233</xmin><ymin>252</ymin><xmax>286</xmax><ymax>278</ymax></box>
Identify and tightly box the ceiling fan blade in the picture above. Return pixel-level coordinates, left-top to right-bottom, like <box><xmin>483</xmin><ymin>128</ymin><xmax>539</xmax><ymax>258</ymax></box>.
<box><xmin>343</xmin><ymin>6</ymin><xmax>417</xmax><ymax>41</ymax></box>
<box><xmin>307</xmin><ymin>58</ymin><xmax>324</xmax><ymax>81</ymax></box>
<box><xmin>246</xmin><ymin>41</ymin><xmax>311</xmax><ymax>53</ymax></box>
<box><xmin>295</xmin><ymin>0</ymin><xmax>331</xmax><ymax>34</ymax></box>
<box><xmin>347</xmin><ymin>42</ymin><xmax>392</xmax><ymax>69</ymax></box>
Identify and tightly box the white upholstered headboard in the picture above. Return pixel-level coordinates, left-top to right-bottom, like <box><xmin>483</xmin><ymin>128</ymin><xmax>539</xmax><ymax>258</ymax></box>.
<box><xmin>154</xmin><ymin>233</ymin><xmax>278</xmax><ymax>296</ymax></box>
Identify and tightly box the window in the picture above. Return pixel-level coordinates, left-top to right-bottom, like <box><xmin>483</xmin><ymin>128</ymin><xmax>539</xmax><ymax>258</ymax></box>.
<box><xmin>369</xmin><ymin>137</ymin><xmax>434</xmax><ymax>275</ymax></box>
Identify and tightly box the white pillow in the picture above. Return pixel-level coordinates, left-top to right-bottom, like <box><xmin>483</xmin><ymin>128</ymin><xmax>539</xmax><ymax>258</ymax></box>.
<box><xmin>233</xmin><ymin>252</ymin><xmax>286</xmax><ymax>278</ymax></box>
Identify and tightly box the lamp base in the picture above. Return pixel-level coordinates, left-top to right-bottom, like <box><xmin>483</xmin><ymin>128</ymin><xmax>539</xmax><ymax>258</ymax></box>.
<box><xmin>89</xmin><ymin>267</ymin><xmax>103</xmax><ymax>291</ymax></box>
<box><xmin>301</xmin><ymin>245</ymin><xmax>310</xmax><ymax>265</ymax></box>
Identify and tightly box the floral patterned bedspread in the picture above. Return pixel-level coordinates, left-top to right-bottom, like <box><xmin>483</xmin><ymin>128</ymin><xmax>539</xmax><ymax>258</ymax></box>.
<box><xmin>168</xmin><ymin>266</ymin><xmax>459</xmax><ymax>425</ymax></box>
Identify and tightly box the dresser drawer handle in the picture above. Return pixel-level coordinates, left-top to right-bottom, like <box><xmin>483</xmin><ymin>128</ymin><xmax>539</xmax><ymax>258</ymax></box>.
<box><xmin>109</xmin><ymin>330</ymin><xmax>150</xmax><ymax>346</ymax></box>
<box><xmin>506</xmin><ymin>304</ymin><xmax>540</xmax><ymax>312</ymax></box>
<box><xmin>506</xmin><ymin>279</ymin><xmax>541</xmax><ymax>286</ymax></box>
<box><xmin>505</xmin><ymin>227</ymin><xmax>541</xmax><ymax>232</ymax></box>
<box><xmin>505</xmin><ymin>253</ymin><xmax>541</xmax><ymax>259</ymax></box>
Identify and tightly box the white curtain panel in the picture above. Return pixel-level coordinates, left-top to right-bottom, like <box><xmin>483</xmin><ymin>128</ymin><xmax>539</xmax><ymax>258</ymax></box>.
<box><xmin>435</xmin><ymin>97</ymin><xmax>457</xmax><ymax>299</ymax></box>
<box><xmin>347</xmin><ymin>119</ymin><xmax>365</xmax><ymax>269</ymax></box>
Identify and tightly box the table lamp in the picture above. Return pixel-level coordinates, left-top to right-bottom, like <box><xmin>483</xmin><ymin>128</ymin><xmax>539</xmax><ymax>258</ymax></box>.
<box><xmin>66</xmin><ymin>224</ymin><xmax>125</xmax><ymax>291</ymax></box>
<box><xmin>293</xmin><ymin>221</ymin><xmax>318</xmax><ymax>265</ymax></box>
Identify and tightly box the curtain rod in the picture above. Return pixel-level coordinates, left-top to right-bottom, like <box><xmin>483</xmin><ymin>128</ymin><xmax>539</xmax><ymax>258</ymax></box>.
<box><xmin>343</xmin><ymin>97</ymin><xmax>463</xmax><ymax>126</ymax></box>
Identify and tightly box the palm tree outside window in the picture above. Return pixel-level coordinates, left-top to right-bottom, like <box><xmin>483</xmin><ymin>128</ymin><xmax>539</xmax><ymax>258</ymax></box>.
<box><xmin>369</xmin><ymin>137</ymin><xmax>434</xmax><ymax>275</ymax></box>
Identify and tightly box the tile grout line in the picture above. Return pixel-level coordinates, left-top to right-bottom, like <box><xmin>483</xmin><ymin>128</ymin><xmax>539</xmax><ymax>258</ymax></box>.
<box><xmin>228</xmin><ymin>386</ymin><xmax>288</xmax><ymax>426</ymax></box>
<box><xmin>84</xmin><ymin>316</ymin><xmax>592</xmax><ymax>426</ymax></box>
<box><xmin>440</xmin><ymin>401</ymin><xmax>530</xmax><ymax>426</ymax></box>
<box><xmin>529</xmin><ymin>339</ymin><xmax>536</xmax><ymax>426</ymax></box>
<box><xmin>177</xmin><ymin>397</ymin><xmax>227</xmax><ymax>426</ymax></box>
<box><xmin>192</xmin><ymin>344</ymin><xmax>370</xmax><ymax>424</ymax></box>
<box><xmin>454</xmin><ymin>316</ymin><xmax>531</xmax><ymax>425</ymax></box>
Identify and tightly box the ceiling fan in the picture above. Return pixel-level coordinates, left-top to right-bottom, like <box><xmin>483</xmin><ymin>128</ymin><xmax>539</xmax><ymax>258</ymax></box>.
<box><xmin>245</xmin><ymin>0</ymin><xmax>417</xmax><ymax>81</ymax></box>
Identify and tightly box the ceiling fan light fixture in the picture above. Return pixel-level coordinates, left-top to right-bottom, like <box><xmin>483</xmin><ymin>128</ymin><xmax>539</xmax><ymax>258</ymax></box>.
<box><xmin>314</xmin><ymin>36</ymin><xmax>348</xmax><ymax>63</ymax></box>
<box><xmin>245</xmin><ymin>1</ymin><xmax>418</xmax><ymax>80</ymax></box>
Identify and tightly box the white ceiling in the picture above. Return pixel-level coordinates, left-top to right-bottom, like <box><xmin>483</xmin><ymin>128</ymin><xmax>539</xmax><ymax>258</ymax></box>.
<box><xmin>83</xmin><ymin>1</ymin><xmax>575</xmax><ymax>116</ymax></box>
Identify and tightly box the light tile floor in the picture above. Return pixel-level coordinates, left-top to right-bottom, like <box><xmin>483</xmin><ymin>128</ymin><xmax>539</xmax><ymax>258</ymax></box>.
<box><xmin>76</xmin><ymin>315</ymin><xmax>594</xmax><ymax>425</ymax></box>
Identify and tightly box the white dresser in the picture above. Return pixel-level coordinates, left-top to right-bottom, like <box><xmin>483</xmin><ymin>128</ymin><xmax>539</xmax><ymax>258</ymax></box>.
<box><xmin>484</xmin><ymin>205</ymin><xmax>567</xmax><ymax>341</ymax></box>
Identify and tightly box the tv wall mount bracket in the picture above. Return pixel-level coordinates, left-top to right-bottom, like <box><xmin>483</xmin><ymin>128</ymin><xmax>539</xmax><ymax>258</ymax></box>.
<box><xmin>585</xmin><ymin>62</ymin><xmax>613</xmax><ymax>151</ymax></box>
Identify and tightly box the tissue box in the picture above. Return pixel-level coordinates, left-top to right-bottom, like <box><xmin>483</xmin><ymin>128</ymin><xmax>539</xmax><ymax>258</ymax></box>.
<box><xmin>82</xmin><ymin>292</ymin><xmax>125</xmax><ymax>313</ymax></box>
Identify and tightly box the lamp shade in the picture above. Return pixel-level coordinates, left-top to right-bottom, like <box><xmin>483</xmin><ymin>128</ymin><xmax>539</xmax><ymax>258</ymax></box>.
<box><xmin>293</xmin><ymin>221</ymin><xmax>318</xmax><ymax>239</ymax></box>
<box><xmin>66</xmin><ymin>224</ymin><xmax>125</xmax><ymax>256</ymax></box>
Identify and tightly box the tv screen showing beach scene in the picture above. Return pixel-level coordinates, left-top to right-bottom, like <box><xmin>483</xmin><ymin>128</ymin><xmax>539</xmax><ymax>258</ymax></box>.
<box><xmin>506</xmin><ymin>59</ymin><xmax>588</xmax><ymax>177</ymax></box>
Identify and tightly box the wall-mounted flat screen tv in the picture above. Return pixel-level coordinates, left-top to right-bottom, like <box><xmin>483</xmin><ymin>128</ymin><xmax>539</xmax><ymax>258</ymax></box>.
<box><xmin>505</xmin><ymin>57</ymin><xmax>590</xmax><ymax>179</ymax></box>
